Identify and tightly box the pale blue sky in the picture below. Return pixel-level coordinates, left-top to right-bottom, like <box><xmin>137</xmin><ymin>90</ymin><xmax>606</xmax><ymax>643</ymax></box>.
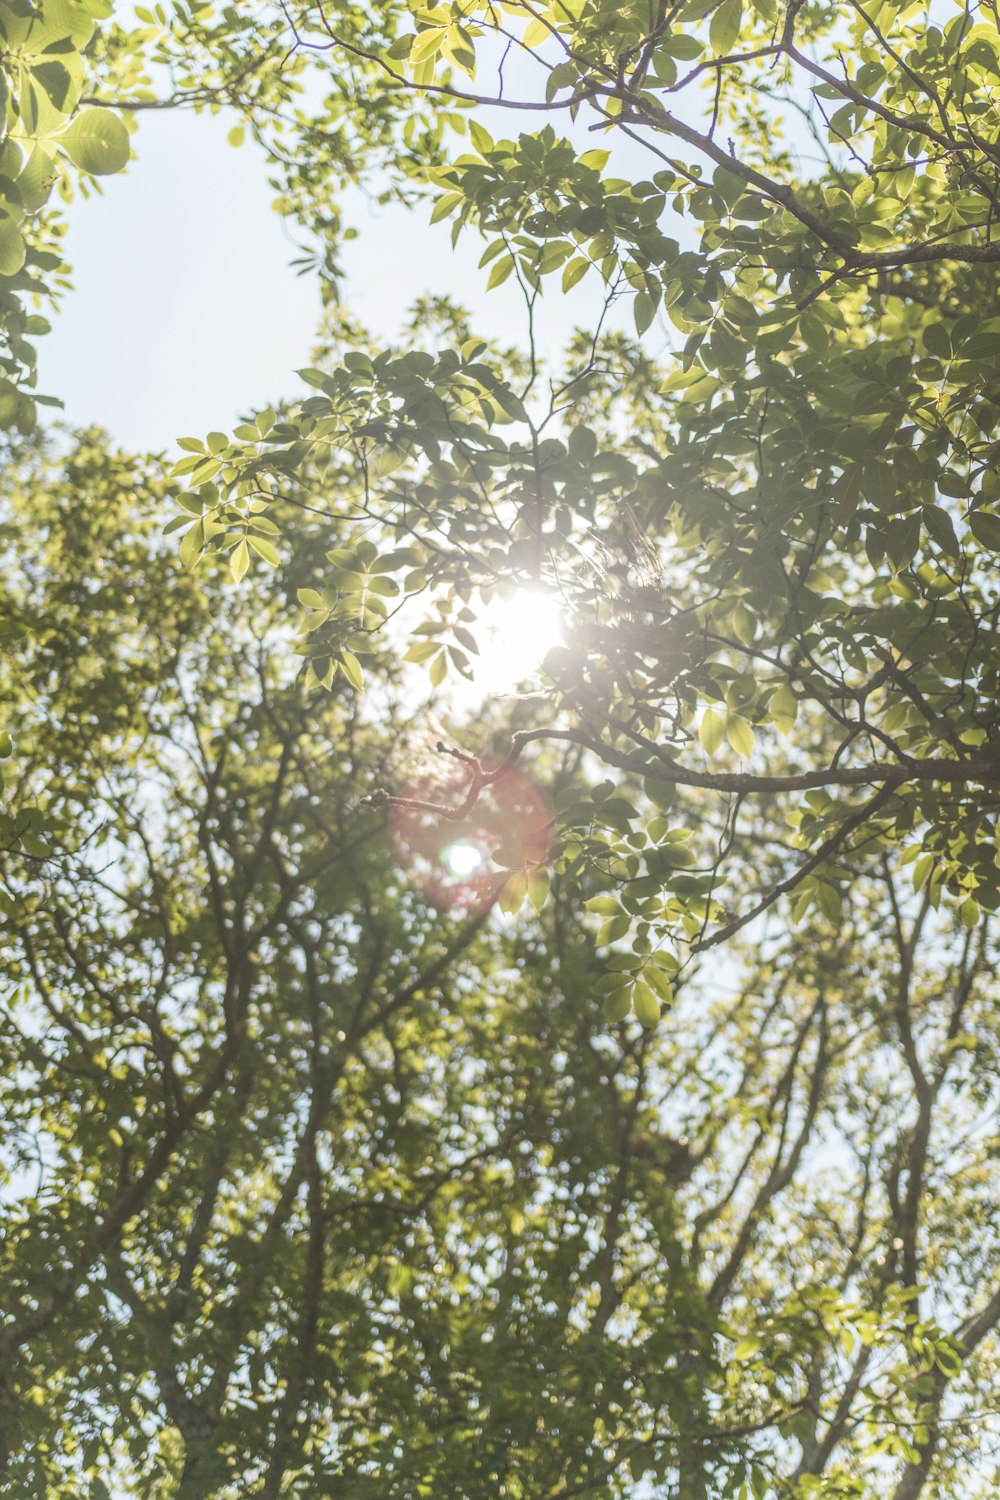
<box><xmin>41</xmin><ymin>99</ymin><xmax>660</xmax><ymax>454</ymax></box>
<box><xmin>40</xmin><ymin>107</ymin><xmax>321</xmax><ymax>453</ymax></box>
<box><xmin>35</xmin><ymin>10</ymin><xmax>821</xmax><ymax>458</ymax></box>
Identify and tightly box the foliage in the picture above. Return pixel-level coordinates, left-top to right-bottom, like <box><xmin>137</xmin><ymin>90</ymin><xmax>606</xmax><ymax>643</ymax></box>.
<box><xmin>147</xmin><ymin>0</ymin><xmax>1000</xmax><ymax>961</ymax></box>
<box><xmin>3</xmin><ymin>433</ymin><xmax>1000</xmax><ymax>1500</ymax></box>
<box><xmin>3</xmin><ymin>1</ymin><xmax>1000</xmax><ymax>1495</ymax></box>
<box><xmin>0</xmin><ymin>0</ymin><xmax>131</xmax><ymax>433</ymax></box>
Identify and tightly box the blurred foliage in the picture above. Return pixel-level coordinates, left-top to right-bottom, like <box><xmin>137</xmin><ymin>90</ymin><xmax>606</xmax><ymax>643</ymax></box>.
<box><xmin>3</xmin><ymin>0</ymin><xmax>1000</xmax><ymax>1494</ymax></box>
<box><xmin>0</xmin><ymin>430</ymin><xmax>998</xmax><ymax>1498</ymax></box>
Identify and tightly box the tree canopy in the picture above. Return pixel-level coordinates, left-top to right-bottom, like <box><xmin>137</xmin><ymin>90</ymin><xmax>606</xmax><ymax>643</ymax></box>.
<box><xmin>161</xmin><ymin>0</ymin><xmax>1000</xmax><ymax>958</ymax></box>
<box><xmin>2</xmin><ymin>1</ymin><xmax>1000</xmax><ymax>1497</ymax></box>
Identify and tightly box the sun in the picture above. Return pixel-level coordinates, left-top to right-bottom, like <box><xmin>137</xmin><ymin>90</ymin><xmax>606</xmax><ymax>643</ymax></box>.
<box><xmin>467</xmin><ymin>587</ymin><xmax>566</xmax><ymax>694</ymax></box>
<box><xmin>442</xmin><ymin>840</ymin><xmax>484</xmax><ymax>877</ymax></box>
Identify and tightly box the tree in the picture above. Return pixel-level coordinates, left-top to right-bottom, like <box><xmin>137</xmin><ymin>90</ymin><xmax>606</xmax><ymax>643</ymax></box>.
<box><xmin>3</xmin><ymin>2</ymin><xmax>1000</xmax><ymax>1496</ymax></box>
<box><xmin>1</xmin><ymin>425</ymin><xmax>999</xmax><ymax>1498</ymax></box>
<box><xmin>141</xmin><ymin>0</ymin><xmax>1000</xmax><ymax>962</ymax></box>
<box><xmin>0</xmin><ymin>0</ymin><xmax>132</xmax><ymax>434</ymax></box>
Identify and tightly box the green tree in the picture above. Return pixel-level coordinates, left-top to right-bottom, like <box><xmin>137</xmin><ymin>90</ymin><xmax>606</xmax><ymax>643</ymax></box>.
<box><xmin>2</xmin><ymin>431</ymin><xmax>999</xmax><ymax>1499</ymax></box>
<box><xmin>0</xmin><ymin>0</ymin><xmax>131</xmax><ymax>434</ymax></box>
<box><xmin>145</xmin><ymin>0</ymin><xmax>1000</xmax><ymax>961</ymax></box>
<box><xmin>4</xmin><ymin>2</ymin><xmax>1000</xmax><ymax>1496</ymax></box>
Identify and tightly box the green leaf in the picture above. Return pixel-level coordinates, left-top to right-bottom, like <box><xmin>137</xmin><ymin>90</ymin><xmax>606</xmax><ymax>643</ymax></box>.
<box><xmin>726</xmin><ymin>714</ymin><xmax>754</xmax><ymax>759</ymax></box>
<box><xmin>602</xmin><ymin>990</ymin><xmax>632</xmax><ymax>1026</ymax></box>
<box><xmin>731</xmin><ymin>600</ymin><xmax>755</xmax><ymax>647</ymax></box>
<box><xmin>959</xmin><ymin>895</ymin><xmax>980</xmax><ymax>928</ymax></box>
<box><xmin>644</xmin><ymin>776</ymin><xmax>677</xmax><ymax>812</ymax></box>
<box><xmin>816</xmin><ymin>883</ymin><xmax>843</xmax><ymax>924</ymax></box>
<box><xmin>969</xmin><ymin>510</ymin><xmax>1000</xmax><ymax>550</ymax></box>
<box><xmin>230</xmin><ymin>538</ymin><xmax>249</xmax><ymax>582</ymax></box>
<box><xmin>162</xmin><ymin>514</ymin><xmax>192</xmax><ymax>535</ymax></box>
<box><xmin>31</xmin><ymin>59</ymin><xmax>74</xmax><ymax>111</ymax></box>
<box><xmin>499</xmin><ymin>871</ymin><xmax>527</xmax><ymax>914</ymax></box>
<box><xmin>643</xmin><ymin>966</ymin><xmax>674</xmax><ymax>1004</ymax></box>
<box><xmin>924</xmin><ymin>504</ymin><xmax>959</xmax><ymax>556</ymax></box>
<box><xmin>17</xmin><ymin>145</ymin><xmax>58</xmax><ymax>212</ymax></box>
<box><xmin>632</xmin><ymin>981</ymin><xmax>661</xmax><ymax>1028</ymax></box>
<box><xmin>522</xmin><ymin>16</ymin><xmax>550</xmax><ymax>47</ymax></box>
<box><xmin>340</xmin><ymin>650</ymin><xmax>365</xmax><ymax>691</ymax></box>
<box><xmin>527</xmin><ymin>869</ymin><xmax>550</xmax><ymax>911</ymax></box>
<box><xmin>409</xmin><ymin>26</ymin><xmax>445</xmax><ymax>64</ymax></box>
<box><xmin>18</xmin><ymin>0</ymin><xmax>97</xmax><ymax>50</ymax></box>
<box><xmin>486</xmin><ymin>253</ymin><xmax>514</xmax><ymax>290</ymax></box>
<box><xmin>562</xmin><ymin>256</ymin><xmax>589</xmax><ymax>291</ymax></box>
<box><xmin>634</xmin><ymin>290</ymin><xmax>656</xmax><ymax>334</ymax></box>
<box><xmin>923</xmin><ymin>321</ymin><xmax>951</xmax><ymax>358</ymax></box>
<box><xmin>886</xmin><ymin>513</ymin><xmax>921</xmax><ymax>572</ymax></box>
<box><xmin>405</xmin><ymin>639</ymin><xmax>441</xmax><ymax>664</ymax></box>
<box><xmin>546</xmin><ymin>60</ymin><xmax>576</xmax><ymax>102</ymax></box>
<box><xmin>0</xmin><ymin>216</ymin><xmax>26</xmax><ymax>277</ymax></box>
<box><xmin>248</xmin><ymin>535</ymin><xmax>279</xmax><ymax>566</ymax></box>
<box><xmin>710</xmin><ymin>0</ymin><xmax>743</xmax><ymax>56</ymax></box>
<box><xmin>179</xmin><ymin>520</ymin><xmax>204</xmax><ymax>571</ymax></box>
<box><xmin>699</xmin><ymin>707</ymin><xmax>725</xmax><ymax>756</ymax></box>
<box><xmin>601</xmin><ymin>988</ymin><xmax>632</xmax><ymax>1022</ymax></box>
<box><xmin>598</xmin><ymin>914</ymin><xmax>631</xmax><ymax>945</ymax></box>
<box><xmin>769</xmin><ymin>684</ymin><xmax>798</xmax><ymax>735</ymax></box>
<box><xmin>430</xmin><ymin>190</ymin><xmax>463</xmax><ymax>224</ymax></box>
<box><xmin>59</xmin><ymin>108</ymin><xmax>130</xmax><ymax>175</ymax></box>
<box><xmin>586</xmin><ymin>895</ymin><xmax>622</xmax><ymax>916</ymax></box>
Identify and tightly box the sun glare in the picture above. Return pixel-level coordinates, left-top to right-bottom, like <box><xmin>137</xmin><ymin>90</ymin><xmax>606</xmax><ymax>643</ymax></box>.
<box><xmin>388</xmin><ymin>762</ymin><xmax>552</xmax><ymax>913</ymax></box>
<box><xmin>442</xmin><ymin>840</ymin><xmax>484</xmax><ymax>877</ymax></box>
<box><xmin>470</xmin><ymin>588</ymin><xmax>566</xmax><ymax>694</ymax></box>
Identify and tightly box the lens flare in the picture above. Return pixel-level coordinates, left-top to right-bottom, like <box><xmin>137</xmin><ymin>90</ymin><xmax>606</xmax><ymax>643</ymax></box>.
<box><xmin>388</xmin><ymin>762</ymin><xmax>551</xmax><ymax>913</ymax></box>
<box><xmin>442</xmin><ymin>841</ymin><xmax>484</xmax><ymax>877</ymax></box>
<box><xmin>469</xmin><ymin>588</ymin><xmax>565</xmax><ymax>694</ymax></box>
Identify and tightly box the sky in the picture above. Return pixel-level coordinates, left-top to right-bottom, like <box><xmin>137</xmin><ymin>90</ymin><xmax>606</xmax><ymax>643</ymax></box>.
<box><xmin>33</xmin><ymin>5</ymin><xmax>823</xmax><ymax>458</ymax></box>
<box><xmin>39</xmin><ymin>93</ymin><xmax>658</xmax><ymax>455</ymax></box>
<box><xmin>40</xmin><ymin>106</ymin><xmax>323</xmax><ymax>454</ymax></box>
